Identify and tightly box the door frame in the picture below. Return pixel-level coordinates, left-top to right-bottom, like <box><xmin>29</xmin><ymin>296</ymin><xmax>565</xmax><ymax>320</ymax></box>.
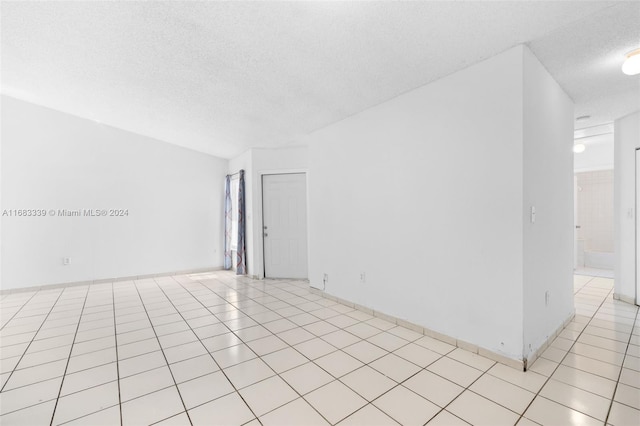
<box><xmin>258</xmin><ymin>169</ymin><xmax>309</xmax><ymax>279</ymax></box>
<box><xmin>636</xmin><ymin>148</ymin><xmax>639</xmax><ymax>305</ymax></box>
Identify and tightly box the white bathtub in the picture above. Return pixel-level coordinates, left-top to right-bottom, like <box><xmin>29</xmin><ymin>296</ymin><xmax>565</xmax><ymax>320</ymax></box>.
<box><xmin>584</xmin><ymin>250</ymin><xmax>614</xmax><ymax>270</ymax></box>
<box><xmin>575</xmin><ymin>239</ymin><xmax>614</xmax><ymax>270</ymax></box>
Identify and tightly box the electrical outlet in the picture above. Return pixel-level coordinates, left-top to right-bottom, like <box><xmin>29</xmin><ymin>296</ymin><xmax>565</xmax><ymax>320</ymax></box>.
<box><xmin>359</xmin><ymin>272</ymin><xmax>366</xmax><ymax>283</ymax></box>
<box><xmin>323</xmin><ymin>273</ymin><xmax>328</xmax><ymax>283</ymax></box>
<box><xmin>63</xmin><ymin>257</ymin><xmax>71</xmax><ymax>266</ymax></box>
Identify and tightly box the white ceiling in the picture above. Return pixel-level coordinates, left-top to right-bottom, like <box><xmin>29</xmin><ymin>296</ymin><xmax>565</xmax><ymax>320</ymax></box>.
<box><xmin>1</xmin><ymin>1</ymin><xmax>638</xmax><ymax>159</ymax></box>
<box><xmin>529</xmin><ymin>2</ymin><xmax>640</xmax><ymax>131</ymax></box>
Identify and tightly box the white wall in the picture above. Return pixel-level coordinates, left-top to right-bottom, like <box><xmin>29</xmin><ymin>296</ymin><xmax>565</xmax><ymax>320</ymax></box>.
<box><xmin>306</xmin><ymin>45</ymin><xmax>574</xmax><ymax>363</ymax></box>
<box><xmin>614</xmin><ymin>111</ymin><xmax>640</xmax><ymax>303</ymax></box>
<box><xmin>0</xmin><ymin>96</ymin><xmax>3</xmax><ymax>290</ymax></box>
<box><xmin>573</xmin><ymin>134</ymin><xmax>614</xmax><ymax>172</ymax></box>
<box><xmin>308</xmin><ymin>46</ymin><xmax>526</xmax><ymax>360</ymax></box>
<box><xmin>522</xmin><ymin>48</ymin><xmax>575</xmax><ymax>361</ymax></box>
<box><xmin>1</xmin><ymin>96</ymin><xmax>228</xmax><ymax>290</ymax></box>
<box><xmin>228</xmin><ymin>146</ymin><xmax>308</xmax><ymax>278</ymax></box>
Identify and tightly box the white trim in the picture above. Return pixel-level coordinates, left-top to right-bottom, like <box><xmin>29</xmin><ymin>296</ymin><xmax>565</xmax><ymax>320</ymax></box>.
<box><xmin>256</xmin><ymin>168</ymin><xmax>309</xmax><ymax>280</ymax></box>
<box><xmin>310</xmin><ymin>286</ymin><xmax>529</xmax><ymax>371</ymax></box>
<box><xmin>574</xmin><ymin>165</ymin><xmax>614</xmax><ymax>173</ymax></box>
<box><xmin>613</xmin><ymin>292</ymin><xmax>636</xmax><ymax>305</ymax></box>
<box><xmin>524</xmin><ymin>313</ymin><xmax>575</xmax><ymax>371</ymax></box>
<box><xmin>0</xmin><ymin>267</ymin><xmax>224</xmax><ymax>295</ymax></box>
<box><xmin>636</xmin><ymin>147</ymin><xmax>639</xmax><ymax>305</ymax></box>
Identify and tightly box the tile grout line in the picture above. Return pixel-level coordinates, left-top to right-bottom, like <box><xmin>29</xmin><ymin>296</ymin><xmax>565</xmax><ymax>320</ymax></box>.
<box><xmin>205</xmin><ymin>277</ymin><xmax>488</xmax><ymax>425</ymax></box>
<box><xmin>164</xmin><ymin>277</ymin><xmax>345</xmax><ymax>421</ymax></box>
<box><xmin>53</xmin><ymin>290</ymin><xmax>123</xmax><ymax>425</ymax></box>
<box><xmin>170</xmin><ymin>276</ymin><xmax>302</xmax><ymax>424</ymax></box>
<box><xmin>111</xmin><ymin>282</ymin><xmax>124</xmax><ymax>426</ymax></box>
<box><xmin>0</xmin><ymin>289</ymin><xmax>66</xmax><ymax>396</ymax></box>
<box><xmin>48</xmin><ymin>286</ymin><xmax>91</xmax><ymax>425</ymax></box>
<box><xmin>180</xmin><ymin>273</ymin><xmax>640</xmax><ymax>424</ymax></box>
<box><xmin>423</xmin><ymin>276</ymin><xmax>616</xmax><ymax>425</ymax></box>
<box><xmin>152</xmin><ymin>277</ymin><xmax>262</xmax><ymax>423</ymax></box>
<box><xmin>604</xmin><ymin>306</ymin><xmax>640</xmax><ymax>424</ymax></box>
<box><xmin>173</xmin><ymin>276</ymin><xmax>338</xmax><ymax>425</ymax></box>
<box><xmin>3</xmin><ymin>272</ymin><xmax>634</xmax><ymax>425</ymax></box>
<box><xmin>4</xmin><ymin>347</ymin><xmax>119</xmax><ymax>393</ymax></box>
<box><xmin>195</xmin><ymin>273</ymin><xmax>637</xmax><ymax>424</ymax></box>
<box><xmin>425</xmin><ymin>370</ymin><xmax>492</xmax><ymax>426</ymax></box>
<box><xmin>0</xmin><ymin>291</ymin><xmax>40</xmax><ymax>331</ymax></box>
<box><xmin>332</xmin><ymin>346</ymin><xmax>469</xmax><ymax>426</ymax></box>
<box><xmin>563</xmin><ymin>337</ymin><xmax>632</xmax><ymax>365</ymax></box>
<box><xmin>182</xmin><ymin>276</ymin><xmax>458</xmax><ymax>425</ymax></box>
<box><xmin>515</xmin><ymin>279</ymin><xmax>616</xmax><ymax>425</ymax></box>
<box><xmin>162</xmin><ymin>276</ymin><xmax>304</xmax><ymax>425</ymax></box>
<box><xmin>131</xmin><ymin>279</ymin><xmax>195</xmax><ymax>426</ymax></box>
<box><xmin>0</xmin><ymin>276</ymin><xmax>290</xmax><ymax>418</ymax></box>
<box><xmin>244</xmin><ymin>280</ymin><xmax>503</xmax><ymax>425</ymax></box>
<box><xmin>331</xmin><ymin>335</ymin><xmax>467</xmax><ymax>424</ymax></box>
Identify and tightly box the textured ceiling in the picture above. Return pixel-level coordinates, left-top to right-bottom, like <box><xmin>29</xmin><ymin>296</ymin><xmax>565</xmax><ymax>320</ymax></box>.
<box><xmin>529</xmin><ymin>2</ymin><xmax>640</xmax><ymax>131</ymax></box>
<box><xmin>1</xmin><ymin>1</ymin><xmax>637</xmax><ymax>159</ymax></box>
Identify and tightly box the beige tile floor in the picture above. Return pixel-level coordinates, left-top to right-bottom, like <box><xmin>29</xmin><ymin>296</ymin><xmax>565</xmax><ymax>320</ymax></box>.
<box><xmin>0</xmin><ymin>272</ymin><xmax>638</xmax><ymax>425</ymax></box>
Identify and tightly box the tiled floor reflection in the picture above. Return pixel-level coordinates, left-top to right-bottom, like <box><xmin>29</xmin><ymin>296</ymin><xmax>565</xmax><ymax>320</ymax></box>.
<box><xmin>0</xmin><ymin>272</ymin><xmax>637</xmax><ymax>425</ymax></box>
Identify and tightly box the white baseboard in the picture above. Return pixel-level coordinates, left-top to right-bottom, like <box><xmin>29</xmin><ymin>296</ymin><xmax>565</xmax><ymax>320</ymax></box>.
<box><xmin>310</xmin><ymin>287</ymin><xmax>526</xmax><ymax>371</ymax></box>
<box><xmin>613</xmin><ymin>293</ymin><xmax>637</xmax><ymax>306</ymax></box>
<box><xmin>0</xmin><ymin>266</ymin><xmax>224</xmax><ymax>295</ymax></box>
<box><xmin>523</xmin><ymin>312</ymin><xmax>575</xmax><ymax>371</ymax></box>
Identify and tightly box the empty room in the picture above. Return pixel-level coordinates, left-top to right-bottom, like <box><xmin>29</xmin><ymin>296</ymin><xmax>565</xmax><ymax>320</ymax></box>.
<box><xmin>1</xmin><ymin>1</ymin><xmax>639</xmax><ymax>425</ymax></box>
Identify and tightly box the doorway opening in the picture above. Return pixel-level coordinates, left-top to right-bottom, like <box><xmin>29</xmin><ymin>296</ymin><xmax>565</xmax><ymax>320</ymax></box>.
<box><xmin>574</xmin><ymin>123</ymin><xmax>614</xmax><ymax>278</ymax></box>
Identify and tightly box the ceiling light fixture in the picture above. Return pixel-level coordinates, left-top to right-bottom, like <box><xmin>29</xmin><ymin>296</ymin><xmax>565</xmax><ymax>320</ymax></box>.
<box><xmin>573</xmin><ymin>144</ymin><xmax>586</xmax><ymax>154</ymax></box>
<box><xmin>622</xmin><ymin>49</ymin><xmax>640</xmax><ymax>76</ymax></box>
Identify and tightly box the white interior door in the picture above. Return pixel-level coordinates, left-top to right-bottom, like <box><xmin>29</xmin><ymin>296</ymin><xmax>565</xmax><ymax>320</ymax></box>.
<box><xmin>262</xmin><ymin>173</ymin><xmax>308</xmax><ymax>279</ymax></box>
